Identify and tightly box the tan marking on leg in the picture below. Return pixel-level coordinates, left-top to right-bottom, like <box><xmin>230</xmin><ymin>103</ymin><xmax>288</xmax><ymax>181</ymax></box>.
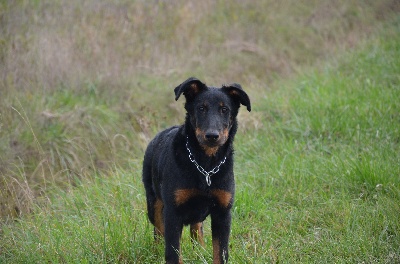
<box><xmin>154</xmin><ymin>199</ymin><xmax>164</xmax><ymax>237</ymax></box>
<box><xmin>174</xmin><ymin>189</ymin><xmax>201</xmax><ymax>206</ymax></box>
<box><xmin>213</xmin><ymin>238</ymin><xmax>221</xmax><ymax>264</ymax></box>
<box><xmin>211</xmin><ymin>189</ymin><xmax>232</xmax><ymax>208</ymax></box>
<box><xmin>190</xmin><ymin>222</ymin><xmax>205</xmax><ymax>246</ymax></box>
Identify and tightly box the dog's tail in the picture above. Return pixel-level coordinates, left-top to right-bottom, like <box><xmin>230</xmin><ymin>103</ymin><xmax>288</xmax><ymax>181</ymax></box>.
<box><xmin>142</xmin><ymin>143</ymin><xmax>157</xmax><ymax>225</ymax></box>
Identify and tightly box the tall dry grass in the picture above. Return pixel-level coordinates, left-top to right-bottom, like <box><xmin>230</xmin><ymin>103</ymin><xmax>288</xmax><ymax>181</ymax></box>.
<box><xmin>3</xmin><ymin>0</ymin><xmax>397</xmax><ymax>91</ymax></box>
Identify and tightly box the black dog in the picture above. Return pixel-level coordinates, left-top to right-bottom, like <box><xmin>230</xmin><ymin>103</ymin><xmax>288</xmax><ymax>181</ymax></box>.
<box><xmin>142</xmin><ymin>77</ymin><xmax>251</xmax><ymax>263</ymax></box>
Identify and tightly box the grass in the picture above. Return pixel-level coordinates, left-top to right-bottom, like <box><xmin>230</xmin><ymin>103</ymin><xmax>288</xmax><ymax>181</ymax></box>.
<box><xmin>1</xmin><ymin>0</ymin><xmax>400</xmax><ymax>263</ymax></box>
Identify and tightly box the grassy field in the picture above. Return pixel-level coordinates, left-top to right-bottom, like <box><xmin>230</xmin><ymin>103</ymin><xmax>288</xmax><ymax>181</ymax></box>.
<box><xmin>1</xmin><ymin>0</ymin><xmax>400</xmax><ymax>263</ymax></box>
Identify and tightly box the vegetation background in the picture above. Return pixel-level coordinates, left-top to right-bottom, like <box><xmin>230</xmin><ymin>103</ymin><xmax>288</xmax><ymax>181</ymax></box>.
<box><xmin>0</xmin><ymin>0</ymin><xmax>399</xmax><ymax>263</ymax></box>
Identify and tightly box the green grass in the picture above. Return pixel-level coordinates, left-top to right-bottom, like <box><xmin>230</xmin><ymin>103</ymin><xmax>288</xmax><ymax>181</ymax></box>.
<box><xmin>1</xmin><ymin>1</ymin><xmax>400</xmax><ymax>263</ymax></box>
<box><xmin>230</xmin><ymin>21</ymin><xmax>400</xmax><ymax>262</ymax></box>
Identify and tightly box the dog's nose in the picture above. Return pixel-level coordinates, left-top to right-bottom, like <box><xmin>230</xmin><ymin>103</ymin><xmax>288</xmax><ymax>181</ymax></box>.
<box><xmin>205</xmin><ymin>132</ymin><xmax>219</xmax><ymax>141</ymax></box>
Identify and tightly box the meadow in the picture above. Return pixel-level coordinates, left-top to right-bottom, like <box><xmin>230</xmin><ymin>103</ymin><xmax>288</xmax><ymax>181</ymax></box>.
<box><xmin>1</xmin><ymin>1</ymin><xmax>399</xmax><ymax>263</ymax></box>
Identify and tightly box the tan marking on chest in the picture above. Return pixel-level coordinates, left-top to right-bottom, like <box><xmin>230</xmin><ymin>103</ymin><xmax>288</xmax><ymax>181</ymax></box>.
<box><xmin>174</xmin><ymin>189</ymin><xmax>202</xmax><ymax>206</ymax></box>
<box><xmin>211</xmin><ymin>189</ymin><xmax>232</xmax><ymax>208</ymax></box>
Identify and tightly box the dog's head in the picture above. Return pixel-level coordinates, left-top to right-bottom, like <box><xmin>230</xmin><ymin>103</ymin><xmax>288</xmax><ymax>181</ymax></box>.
<box><xmin>174</xmin><ymin>77</ymin><xmax>251</xmax><ymax>156</ymax></box>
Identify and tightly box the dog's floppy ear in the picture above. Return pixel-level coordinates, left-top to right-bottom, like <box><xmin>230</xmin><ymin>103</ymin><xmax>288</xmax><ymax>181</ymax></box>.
<box><xmin>174</xmin><ymin>77</ymin><xmax>207</xmax><ymax>101</ymax></box>
<box><xmin>222</xmin><ymin>83</ymin><xmax>251</xmax><ymax>112</ymax></box>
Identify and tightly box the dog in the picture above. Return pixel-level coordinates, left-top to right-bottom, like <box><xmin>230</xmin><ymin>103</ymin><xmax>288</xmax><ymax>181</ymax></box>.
<box><xmin>142</xmin><ymin>77</ymin><xmax>251</xmax><ymax>263</ymax></box>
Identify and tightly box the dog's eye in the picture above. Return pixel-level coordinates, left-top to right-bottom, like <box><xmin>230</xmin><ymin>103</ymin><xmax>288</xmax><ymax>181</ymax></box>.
<box><xmin>199</xmin><ymin>106</ymin><xmax>206</xmax><ymax>112</ymax></box>
<box><xmin>221</xmin><ymin>106</ymin><xmax>228</xmax><ymax>113</ymax></box>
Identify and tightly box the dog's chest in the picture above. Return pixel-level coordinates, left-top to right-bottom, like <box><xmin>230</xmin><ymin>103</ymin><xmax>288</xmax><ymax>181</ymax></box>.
<box><xmin>173</xmin><ymin>188</ymin><xmax>232</xmax><ymax>223</ymax></box>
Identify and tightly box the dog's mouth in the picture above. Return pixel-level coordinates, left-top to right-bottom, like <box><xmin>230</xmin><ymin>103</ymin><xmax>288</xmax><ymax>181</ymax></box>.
<box><xmin>195</xmin><ymin>128</ymin><xmax>229</xmax><ymax>156</ymax></box>
<box><xmin>200</xmin><ymin>139</ymin><xmax>220</xmax><ymax>148</ymax></box>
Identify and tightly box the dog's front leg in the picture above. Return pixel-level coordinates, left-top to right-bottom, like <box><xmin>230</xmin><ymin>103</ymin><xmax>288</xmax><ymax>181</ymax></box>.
<box><xmin>211</xmin><ymin>209</ymin><xmax>232</xmax><ymax>264</ymax></box>
<box><xmin>164</xmin><ymin>211</ymin><xmax>184</xmax><ymax>264</ymax></box>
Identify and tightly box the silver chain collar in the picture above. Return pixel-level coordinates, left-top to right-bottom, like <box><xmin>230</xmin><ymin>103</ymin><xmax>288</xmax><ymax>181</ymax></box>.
<box><xmin>185</xmin><ymin>136</ymin><xmax>227</xmax><ymax>186</ymax></box>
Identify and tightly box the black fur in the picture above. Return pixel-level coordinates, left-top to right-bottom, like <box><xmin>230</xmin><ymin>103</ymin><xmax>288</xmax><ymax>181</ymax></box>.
<box><xmin>142</xmin><ymin>77</ymin><xmax>251</xmax><ymax>263</ymax></box>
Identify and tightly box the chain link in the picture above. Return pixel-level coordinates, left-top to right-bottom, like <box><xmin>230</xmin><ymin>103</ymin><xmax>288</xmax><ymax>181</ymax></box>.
<box><xmin>186</xmin><ymin>136</ymin><xmax>227</xmax><ymax>186</ymax></box>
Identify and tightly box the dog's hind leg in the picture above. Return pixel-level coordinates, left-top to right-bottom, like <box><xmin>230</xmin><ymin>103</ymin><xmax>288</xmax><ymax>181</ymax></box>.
<box><xmin>153</xmin><ymin>198</ymin><xmax>165</xmax><ymax>238</ymax></box>
<box><xmin>190</xmin><ymin>222</ymin><xmax>205</xmax><ymax>246</ymax></box>
<box><xmin>142</xmin><ymin>146</ymin><xmax>164</xmax><ymax>239</ymax></box>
